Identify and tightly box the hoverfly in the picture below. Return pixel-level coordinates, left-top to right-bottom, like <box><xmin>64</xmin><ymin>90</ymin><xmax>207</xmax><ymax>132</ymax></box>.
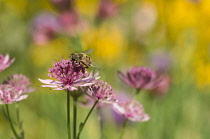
<box><xmin>70</xmin><ymin>49</ymin><xmax>98</xmax><ymax>68</ymax></box>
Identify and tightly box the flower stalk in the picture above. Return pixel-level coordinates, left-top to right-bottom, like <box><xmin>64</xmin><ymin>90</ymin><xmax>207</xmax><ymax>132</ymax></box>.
<box><xmin>73</xmin><ymin>96</ymin><xmax>78</xmax><ymax>139</ymax></box>
<box><xmin>15</xmin><ymin>103</ymin><xmax>24</xmax><ymax>139</ymax></box>
<box><xmin>97</xmin><ymin>108</ymin><xmax>104</xmax><ymax>139</ymax></box>
<box><xmin>119</xmin><ymin>119</ymin><xmax>128</xmax><ymax>139</ymax></box>
<box><xmin>5</xmin><ymin>104</ymin><xmax>20</xmax><ymax>139</ymax></box>
<box><xmin>67</xmin><ymin>90</ymin><xmax>71</xmax><ymax>139</ymax></box>
<box><xmin>77</xmin><ymin>100</ymin><xmax>98</xmax><ymax>139</ymax></box>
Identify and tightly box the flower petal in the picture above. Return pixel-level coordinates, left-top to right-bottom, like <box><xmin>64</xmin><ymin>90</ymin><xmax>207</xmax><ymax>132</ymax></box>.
<box><xmin>38</xmin><ymin>78</ymin><xmax>62</xmax><ymax>84</ymax></box>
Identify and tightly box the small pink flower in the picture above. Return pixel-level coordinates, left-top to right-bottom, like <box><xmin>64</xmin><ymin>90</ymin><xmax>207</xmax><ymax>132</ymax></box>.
<box><xmin>0</xmin><ymin>84</ymin><xmax>28</xmax><ymax>104</ymax></box>
<box><xmin>118</xmin><ymin>67</ymin><xmax>156</xmax><ymax>90</ymax></box>
<box><xmin>4</xmin><ymin>74</ymin><xmax>35</xmax><ymax>94</ymax></box>
<box><xmin>81</xmin><ymin>80</ymin><xmax>118</xmax><ymax>103</ymax></box>
<box><xmin>97</xmin><ymin>0</ymin><xmax>118</xmax><ymax>19</ymax></box>
<box><xmin>0</xmin><ymin>53</ymin><xmax>15</xmax><ymax>72</ymax></box>
<box><xmin>31</xmin><ymin>13</ymin><xmax>61</xmax><ymax>45</ymax></box>
<box><xmin>38</xmin><ymin>59</ymin><xmax>100</xmax><ymax>91</ymax></box>
<box><xmin>58</xmin><ymin>10</ymin><xmax>88</xmax><ymax>35</ymax></box>
<box><xmin>112</xmin><ymin>100</ymin><xmax>150</xmax><ymax>122</ymax></box>
<box><xmin>112</xmin><ymin>92</ymin><xmax>131</xmax><ymax>126</ymax></box>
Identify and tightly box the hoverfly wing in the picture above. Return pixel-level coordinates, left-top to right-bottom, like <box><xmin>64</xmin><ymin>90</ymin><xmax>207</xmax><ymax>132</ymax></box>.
<box><xmin>82</xmin><ymin>49</ymin><xmax>94</xmax><ymax>54</ymax></box>
<box><xmin>91</xmin><ymin>61</ymin><xmax>100</xmax><ymax>69</ymax></box>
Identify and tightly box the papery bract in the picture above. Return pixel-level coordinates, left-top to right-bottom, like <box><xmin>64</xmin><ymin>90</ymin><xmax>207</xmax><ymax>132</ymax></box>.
<box><xmin>113</xmin><ymin>100</ymin><xmax>150</xmax><ymax>122</ymax></box>
<box><xmin>0</xmin><ymin>53</ymin><xmax>15</xmax><ymax>72</ymax></box>
<box><xmin>118</xmin><ymin>67</ymin><xmax>156</xmax><ymax>90</ymax></box>
<box><xmin>0</xmin><ymin>84</ymin><xmax>28</xmax><ymax>104</ymax></box>
<box><xmin>39</xmin><ymin>59</ymin><xmax>100</xmax><ymax>91</ymax></box>
<box><xmin>150</xmin><ymin>74</ymin><xmax>170</xmax><ymax>95</ymax></box>
<box><xmin>81</xmin><ymin>80</ymin><xmax>118</xmax><ymax>103</ymax></box>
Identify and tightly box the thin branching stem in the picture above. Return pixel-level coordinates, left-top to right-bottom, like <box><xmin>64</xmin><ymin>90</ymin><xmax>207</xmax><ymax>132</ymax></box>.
<box><xmin>119</xmin><ymin>119</ymin><xmax>128</xmax><ymax>139</ymax></box>
<box><xmin>77</xmin><ymin>100</ymin><xmax>98</xmax><ymax>139</ymax></box>
<box><xmin>15</xmin><ymin>103</ymin><xmax>24</xmax><ymax>139</ymax></box>
<box><xmin>5</xmin><ymin>104</ymin><xmax>20</xmax><ymax>139</ymax></box>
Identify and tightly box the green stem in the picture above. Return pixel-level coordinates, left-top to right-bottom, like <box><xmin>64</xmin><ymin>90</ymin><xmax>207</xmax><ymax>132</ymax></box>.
<box><xmin>15</xmin><ymin>103</ymin><xmax>20</xmax><ymax>124</ymax></box>
<box><xmin>134</xmin><ymin>89</ymin><xmax>141</xmax><ymax>100</ymax></box>
<box><xmin>119</xmin><ymin>119</ymin><xmax>128</xmax><ymax>139</ymax></box>
<box><xmin>15</xmin><ymin>103</ymin><xmax>24</xmax><ymax>139</ymax></box>
<box><xmin>5</xmin><ymin>104</ymin><xmax>20</xmax><ymax>139</ymax></box>
<box><xmin>77</xmin><ymin>100</ymin><xmax>98</xmax><ymax>139</ymax></box>
<box><xmin>67</xmin><ymin>90</ymin><xmax>71</xmax><ymax>139</ymax></box>
<box><xmin>73</xmin><ymin>97</ymin><xmax>77</xmax><ymax>139</ymax></box>
<box><xmin>97</xmin><ymin>108</ymin><xmax>104</xmax><ymax>139</ymax></box>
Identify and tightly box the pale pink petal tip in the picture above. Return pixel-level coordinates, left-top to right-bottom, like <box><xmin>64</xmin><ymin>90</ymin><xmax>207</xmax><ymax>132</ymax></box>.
<box><xmin>112</xmin><ymin>100</ymin><xmax>150</xmax><ymax>122</ymax></box>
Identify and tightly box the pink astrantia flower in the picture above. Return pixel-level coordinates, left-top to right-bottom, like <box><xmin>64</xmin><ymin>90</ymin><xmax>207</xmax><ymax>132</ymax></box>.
<box><xmin>112</xmin><ymin>100</ymin><xmax>150</xmax><ymax>122</ymax></box>
<box><xmin>58</xmin><ymin>10</ymin><xmax>88</xmax><ymax>35</ymax></box>
<box><xmin>0</xmin><ymin>84</ymin><xmax>28</xmax><ymax>104</ymax></box>
<box><xmin>118</xmin><ymin>67</ymin><xmax>156</xmax><ymax>90</ymax></box>
<box><xmin>31</xmin><ymin>13</ymin><xmax>61</xmax><ymax>45</ymax></box>
<box><xmin>38</xmin><ymin>59</ymin><xmax>100</xmax><ymax>91</ymax></box>
<box><xmin>0</xmin><ymin>53</ymin><xmax>15</xmax><ymax>72</ymax></box>
<box><xmin>81</xmin><ymin>80</ymin><xmax>118</xmax><ymax>103</ymax></box>
<box><xmin>4</xmin><ymin>74</ymin><xmax>35</xmax><ymax>94</ymax></box>
<box><xmin>97</xmin><ymin>0</ymin><xmax>118</xmax><ymax>19</ymax></box>
<box><xmin>112</xmin><ymin>92</ymin><xmax>132</xmax><ymax>126</ymax></box>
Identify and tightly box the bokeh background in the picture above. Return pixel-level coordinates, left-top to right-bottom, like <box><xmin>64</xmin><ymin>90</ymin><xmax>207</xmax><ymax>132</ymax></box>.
<box><xmin>0</xmin><ymin>0</ymin><xmax>210</xmax><ymax>139</ymax></box>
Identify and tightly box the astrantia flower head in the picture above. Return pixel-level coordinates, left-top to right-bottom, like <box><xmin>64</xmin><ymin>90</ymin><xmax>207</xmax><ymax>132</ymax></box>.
<box><xmin>4</xmin><ymin>74</ymin><xmax>35</xmax><ymax>94</ymax></box>
<box><xmin>118</xmin><ymin>67</ymin><xmax>156</xmax><ymax>90</ymax></box>
<box><xmin>39</xmin><ymin>59</ymin><xmax>100</xmax><ymax>91</ymax></box>
<box><xmin>0</xmin><ymin>53</ymin><xmax>15</xmax><ymax>72</ymax></box>
<box><xmin>113</xmin><ymin>100</ymin><xmax>150</xmax><ymax>122</ymax></box>
<box><xmin>32</xmin><ymin>13</ymin><xmax>61</xmax><ymax>45</ymax></box>
<box><xmin>97</xmin><ymin>0</ymin><xmax>118</xmax><ymax>19</ymax></box>
<box><xmin>0</xmin><ymin>84</ymin><xmax>28</xmax><ymax>104</ymax></box>
<box><xmin>82</xmin><ymin>80</ymin><xmax>118</xmax><ymax>103</ymax></box>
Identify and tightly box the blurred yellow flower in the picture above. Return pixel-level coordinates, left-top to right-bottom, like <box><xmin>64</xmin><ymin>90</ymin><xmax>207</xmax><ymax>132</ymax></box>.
<box><xmin>29</xmin><ymin>38</ymin><xmax>72</xmax><ymax>67</ymax></box>
<box><xmin>166</xmin><ymin>0</ymin><xmax>199</xmax><ymax>30</ymax></box>
<box><xmin>75</xmin><ymin>0</ymin><xmax>99</xmax><ymax>17</ymax></box>
<box><xmin>0</xmin><ymin>0</ymin><xmax>53</xmax><ymax>16</ymax></box>
<box><xmin>0</xmin><ymin>0</ymin><xmax>28</xmax><ymax>15</ymax></box>
<box><xmin>195</xmin><ymin>61</ymin><xmax>210</xmax><ymax>88</ymax></box>
<box><xmin>81</xmin><ymin>24</ymin><xmax>125</xmax><ymax>67</ymax></box>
